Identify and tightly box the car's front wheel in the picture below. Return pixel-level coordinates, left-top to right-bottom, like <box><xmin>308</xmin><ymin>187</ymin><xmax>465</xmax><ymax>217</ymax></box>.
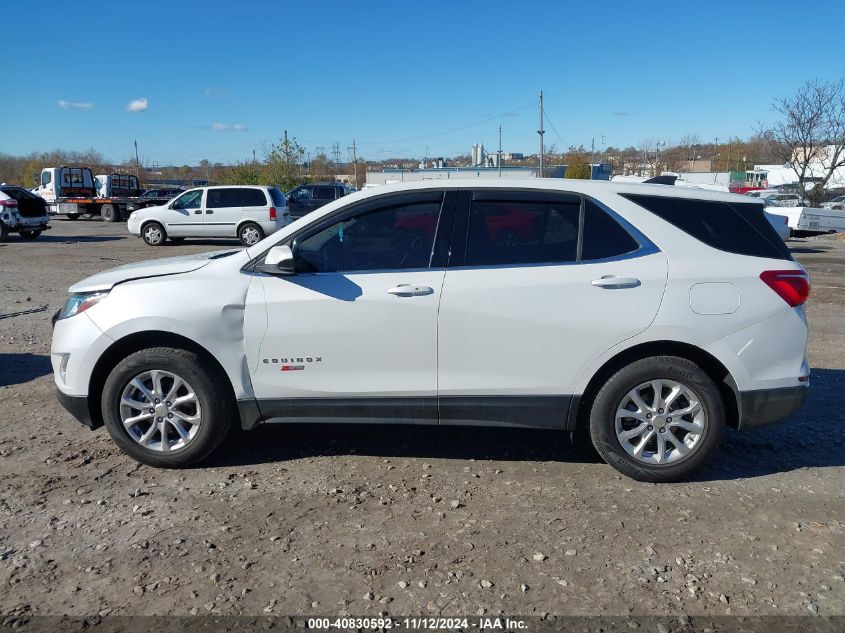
<box><xmin>589</xmin><ymin>356</ymin><xmax>725</xmax><ymax>482</ymax></box>
<box><xmin>20</xmin><ymin>230</ymin><xmax>41</xmax><ymax>240</ymax></box>
<box><xmin>101</xmin><ymin>347</ymin><xmax>234</xmax><ymax>467</ymax></box>
<box><xmin>142</xmin><ymin>221</ymin><xmax>166</xmax><ymax>246</ymax></box>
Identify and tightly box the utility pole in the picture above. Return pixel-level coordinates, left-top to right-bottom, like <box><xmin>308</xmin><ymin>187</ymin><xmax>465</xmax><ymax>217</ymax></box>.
<box><xmin>133</xmin><ymin>140</ymin><xmax>140</xmax><ymax>179</ymax></box>
<box><xmin>537</xmin><ymin>91</ymin><xmax>545</xmax><ymax>178</ymax></box>
<box><xmin>498</xmin><ymin>124</ymin><xmax>503</xmax><ymax>177</ymax></box>
<box><xmin>713</xmin><ymin>137</ymin><xmax>719</xmax><ymax>171</ymax></box>
<box><xmin>591</xmin><ymin>137</ymin><xmax>595</xmax><ymax>167</ymax></box>
<box><xmin>348</xmin><ymin>139</ymin><xmax>358</xmax><ymax>189</ymax></box>
<box><xmin>253</xmin><ymin>149</ymin><xmax>256</xmax><ymax>163</ymax></box>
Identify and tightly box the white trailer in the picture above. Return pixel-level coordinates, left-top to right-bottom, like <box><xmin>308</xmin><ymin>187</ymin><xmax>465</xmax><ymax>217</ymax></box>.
<box><xmin>774</xmin><ymin>206</ymin><xmax>845</xmax><ymax>237</ymax></box>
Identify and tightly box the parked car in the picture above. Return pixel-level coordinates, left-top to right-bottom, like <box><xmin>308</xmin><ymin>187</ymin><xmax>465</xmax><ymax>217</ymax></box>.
<box><xmin>140</xmin><ymin>188</ymin><xmax>183</xmax><ymax>200</ymax></box>
<box><xmin>0</xmin><ymin>185</ymin><xmax>51</xmax><ymax>241</ymax></box>
<box><xmin>126</xmin><ymin>185</ymin><xmax>290</xmax><ymax>246</ymax></box>
<box><xmin>285</xmin><ymin>182</ymin><xmax>350</xmax><ymax>219</ymax></box>
<box><xmin>748</xmin><ymin>191</ymin><xmax>806</xmax><ymax>207</ymax></box>
<box><xmin>821</xmin><ymin>195</ymin><xmax>845</xmax><ymax>210</ymax></box>
<box><xmin>52</xmin><ymin>180</ymin><xmax>809</xmax><ymax>482</ymax></box>
<box><xmin>764</xmin><ymin>210</ymin><xmax>791</xmax><ymax>241</ymax></box>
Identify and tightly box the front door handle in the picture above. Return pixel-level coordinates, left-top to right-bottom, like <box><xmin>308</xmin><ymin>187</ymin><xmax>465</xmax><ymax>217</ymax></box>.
<box><xmin>194</xmin><ymin>209</ymin><xmax>202</xmax><ymax>214</ymax></box>
<box><xmin>387</xmin><ymin>284</ymin><xmax>434</xmax><ymax>297</ymax></box>
<box><xmin>591</xmin><ymin>275</ymin><xmax>641</xmax><ymax>289</ymax></box>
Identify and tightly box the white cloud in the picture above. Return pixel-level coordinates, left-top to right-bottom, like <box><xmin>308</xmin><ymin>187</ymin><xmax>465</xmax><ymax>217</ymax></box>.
<box><xmin>126</xmin><ymin>98</ymin><xmax>149</xmax><ymax>112</ymax></box>
<box><xmin>58</xmin><ymin>99</ymin><xmax>93</xmax><ymax>110</ymax></box>
<box><xmin>209</xmin><ymin>122</ymin><xmax>247</xmax><ymax>132</ymax></box>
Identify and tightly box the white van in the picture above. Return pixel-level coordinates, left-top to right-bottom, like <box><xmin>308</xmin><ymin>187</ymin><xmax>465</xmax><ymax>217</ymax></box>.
<box><xmin>127</xmin><ymin>185</ymin><xmax>290</xmax><ymax>246</ymax></box>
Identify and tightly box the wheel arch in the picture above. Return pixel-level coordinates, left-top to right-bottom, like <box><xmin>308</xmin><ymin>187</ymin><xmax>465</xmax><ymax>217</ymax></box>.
<box><xmin>87</xmin><ymin>330</ymin><xmax>237</xmax><ymax>430</ymax></box>
<box><xmin>570</xmin><ymin>340</ymin><xmax>740</xmax><ymax>432</ymax></box>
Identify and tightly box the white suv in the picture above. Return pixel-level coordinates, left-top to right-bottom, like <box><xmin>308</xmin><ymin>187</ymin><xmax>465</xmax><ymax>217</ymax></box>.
<box><xmin>127</xmin><ymin>185</ymin><xmax>290</xmax><ymax>246</ymax></box>
<box><xmin>52</xmin><ymin>180</ymin><xmax>810</xmax><ymax>481</ymax></box>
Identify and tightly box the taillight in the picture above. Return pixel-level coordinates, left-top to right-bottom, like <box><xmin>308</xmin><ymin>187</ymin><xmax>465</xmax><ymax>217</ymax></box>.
<box><xmin>269</xmin><ymin>206</ymin><xmax>276</xmax><ymax>220</ymax></box>
<box><xmin>760</xmin><ymin>270</ymin><xmax>810</xmax><ymax>307</ymax></box>
<box><xmin>0</xmin><ymin>199</ymin><xmax>17</xmax><ymax>208</ymax></box>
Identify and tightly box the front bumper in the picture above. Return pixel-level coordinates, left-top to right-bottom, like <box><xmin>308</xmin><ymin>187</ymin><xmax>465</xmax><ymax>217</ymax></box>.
<box><xmin>739</xmin><ymin>385</ymin><xmax>807</xmax><ymax>428</ymax></box>
<box><xmin>56</xmin><ymin>389</ymin><xmax>99</xmax><ymax>429</ymax></box>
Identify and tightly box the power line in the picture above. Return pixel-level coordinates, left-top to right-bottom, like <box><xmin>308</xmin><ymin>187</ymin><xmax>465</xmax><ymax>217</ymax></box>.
<box><xmin>358</xmin><ymin>102</ymin><xmax>535</xmax><ymax>146</ymax></box>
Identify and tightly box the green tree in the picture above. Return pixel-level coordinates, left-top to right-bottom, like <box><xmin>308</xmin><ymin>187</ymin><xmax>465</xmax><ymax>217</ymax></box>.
<box><xmin>565</xmin><ymin>155</ymin><xmax>592</xmax><ymax>179</ymax></box>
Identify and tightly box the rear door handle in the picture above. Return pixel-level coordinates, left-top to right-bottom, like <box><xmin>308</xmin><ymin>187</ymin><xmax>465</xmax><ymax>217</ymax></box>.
<box><xmin>387</xmin><ymin>284</ymin><xmax>434</xmax><ymax>297</ymax></box>
<box><xmin>206</xmin><ymin>209</ymin><xmax>214</xmax><ymax>214</ymax></box>
<box><xmin>591</xmin><ymin>275</ymin><xmax>641</xmax><ymax>289</ymax></box>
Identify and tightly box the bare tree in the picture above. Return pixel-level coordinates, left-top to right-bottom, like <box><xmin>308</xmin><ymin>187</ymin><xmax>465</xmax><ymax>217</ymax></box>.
<box><xmin>767</xmin><ymin>78</ymin><xmax>845</xmax><ymax>204</ymax></box>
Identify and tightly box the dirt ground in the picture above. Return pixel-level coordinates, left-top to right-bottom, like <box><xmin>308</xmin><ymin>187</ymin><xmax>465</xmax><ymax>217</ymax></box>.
<box><xmin>0</xmin><ymin>219</ymin><xmax>843</xmax><ymax>622</ymax></box>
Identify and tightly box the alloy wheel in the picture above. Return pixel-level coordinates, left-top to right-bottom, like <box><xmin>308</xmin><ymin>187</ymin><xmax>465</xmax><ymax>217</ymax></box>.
<box><xmin>143</xmin><ymin>224</ymin><xmax>163</xmax><ymax>245</ymax></box>
<box><xmin>614</xmin><ymin>378</ymin><xmax>706</xmax><ymax>465</ymax></box>
<box><xmin>119</xmin><ymin>370</ymin><xmax>202</xmax><ymax>452</ymax></box>
<box><xmin>241</xmin><ymin>226</ymin><xmax>261</xmax><ymax>245</ymax></box>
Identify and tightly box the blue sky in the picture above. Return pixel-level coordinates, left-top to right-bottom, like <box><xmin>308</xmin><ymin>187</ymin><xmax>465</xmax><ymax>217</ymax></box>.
<box><xmin>2</xmin><ymin>0</ymin><xmax>844</xmax><ymax>165</ymax></box>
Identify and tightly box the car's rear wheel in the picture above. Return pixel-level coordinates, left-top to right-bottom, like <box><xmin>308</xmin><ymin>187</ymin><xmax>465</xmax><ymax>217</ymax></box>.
<box><xmin>238</xmin><ymin>222</ymin><xmax>264</xmax><ymax>246</ymax></box>
<box><xmin>101</xmin><ymin>347</ymin><xmax>234</xmax><ymax>468</ymax></box>
<box><xmin>65</xmin><ymin>214</ymin><xmax>79</xmax><ymax>221</ymax></box>
<box><xmin>142</xmin><ymin>221</ymin><xmax>166</xmax><ymax>246</ymax></box>
<box><xmin>20</xmin><ymin>230</ymin><xmax>41</xmax><ymax>240</ymax></box>
<box><xmin>100</xmin><ymin>204</ymin><xmax>117</xmax><ymax>222</ymax></box>
<box><xmin>589</xmin><ymin>356</ymin><xmax>724</xmax><ymax>482</ymax></box>
<box><xmin>0</xmin><ymin>223</ymin><xmax>8</xmax><ymax>242</ymax></box>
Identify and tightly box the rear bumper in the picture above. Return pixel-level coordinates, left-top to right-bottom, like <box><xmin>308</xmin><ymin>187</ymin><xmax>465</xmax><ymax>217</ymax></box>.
<box><xmin>739</xmin><ymin>385</ymin><xmax>807</xmax><ymax>428</ymax></box>
<box><xmin>56</xmin><ymin>389</ymin><xmax>99</xmax><ymax>430</ymax></box>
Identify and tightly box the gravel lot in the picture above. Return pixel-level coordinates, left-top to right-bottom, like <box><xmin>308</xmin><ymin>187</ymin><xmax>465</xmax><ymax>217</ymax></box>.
<box><xmin>0</xmin><ymin>219</ymin><xmax>843</xmax><ymax>621</ymax></box>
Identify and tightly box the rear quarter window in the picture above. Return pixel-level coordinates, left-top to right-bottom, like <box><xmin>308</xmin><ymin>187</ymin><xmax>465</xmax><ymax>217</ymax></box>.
<box><xmin>622</xmin><ymin>194</ymin><xmax>792</xmax><ymax>260</ymax></box>
<box><xmin>269</xmin><ymin>187</ymin><xmax>286</xmax><ymax>206</ymax></box>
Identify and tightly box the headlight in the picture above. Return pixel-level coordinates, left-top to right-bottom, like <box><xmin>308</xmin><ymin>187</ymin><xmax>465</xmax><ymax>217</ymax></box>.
<box><xmin>58</xmin><ymin>292</ymin><xmax>108</xmax><ymax>320</ymax></box>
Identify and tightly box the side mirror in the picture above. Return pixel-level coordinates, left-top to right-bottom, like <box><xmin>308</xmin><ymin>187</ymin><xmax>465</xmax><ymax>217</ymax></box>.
<box><xmin>258</xmin><ymin>244</ymin><xmax>296</xmax><ymax>276</ymax></box>
<box><xmin>285</xmin><ymin>194</ymin><xmax>295</xmax><ymax>203</ymax></box>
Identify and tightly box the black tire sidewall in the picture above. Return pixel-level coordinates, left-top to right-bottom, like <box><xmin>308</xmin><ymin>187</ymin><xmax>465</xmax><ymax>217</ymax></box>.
<box><xmin>590</xmin><ymin>356</ymin><xmax>725</xmax><ymax>482</ymax></box>
<box><xmin>101</xmin><ymin>348</ymin><xmax>232</xmax><ymax>467</ymax></box>
<box><xmin>21</xmin><ymin>230</ymin><xmax>40</xmax><ymax>239</ymax></box>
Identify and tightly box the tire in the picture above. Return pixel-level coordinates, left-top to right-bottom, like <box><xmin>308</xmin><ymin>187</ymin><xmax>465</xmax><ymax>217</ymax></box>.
<box><xmin>66</xmin><ymin>214</ymin><xmax>79</xmax><ymax>221</ymax></box>
<box><xmin>589</xmin><ymin>356</ymin><xmax>725</xmax><ymax>482</ymax></box>
<box><xmin>238</xmin><ymin>222</ymin><xmax>264</xmax><ymax>246</ymax></box>
<box><xmin>20</xmin><ymin>230</ymin><xmax>41</xmax><ymax>240</ymax></box>
<box><xmin>0</xmin><ymin>222</ymin><xmax>8</xmax><ymax>242</ymax></box>
<box><xmin>141</xmin><ymin>221</ymin><xmax>166</xmax><ymax>246</ymax></box>
<box><xmin>100</xmin><ymin>204</ymin><xmax>117</xmax><ymax>222</ymax></box>
<box><xmin>101</xmin><ymin>347</ymin><xmax>235</xmax><ymax>468</ymax></box>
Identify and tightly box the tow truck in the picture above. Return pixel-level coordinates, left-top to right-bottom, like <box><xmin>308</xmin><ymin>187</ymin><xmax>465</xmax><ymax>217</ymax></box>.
<box><xmin>34</xmin><ymin>166</ymin><xmax>167</xmax><ymax>222</ymax></box>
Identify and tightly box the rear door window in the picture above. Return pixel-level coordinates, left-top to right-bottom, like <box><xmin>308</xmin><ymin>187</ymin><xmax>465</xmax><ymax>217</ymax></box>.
<box><xmin>241</xmin><ymin>188</ymin><xmax>267</xmax><ymax>207</ymax></box>
<box><xmin>622</xmin><ymin>194</ymin><xmax>791</xmax><ymax>260</ymax></box>
<box><xmin>207</xmin><ymin>188</ymin><xmax>242</xmax><ymax>207</ymax></box>
<box><xmin>463</xmin><ymin>197</ymin><xmax>581</xmax><ymax>266</ymax></box>
<box><xmin>581</xmin><ymin>199</ymin><xmax>640</xmax><ymax>260</ymax></box>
